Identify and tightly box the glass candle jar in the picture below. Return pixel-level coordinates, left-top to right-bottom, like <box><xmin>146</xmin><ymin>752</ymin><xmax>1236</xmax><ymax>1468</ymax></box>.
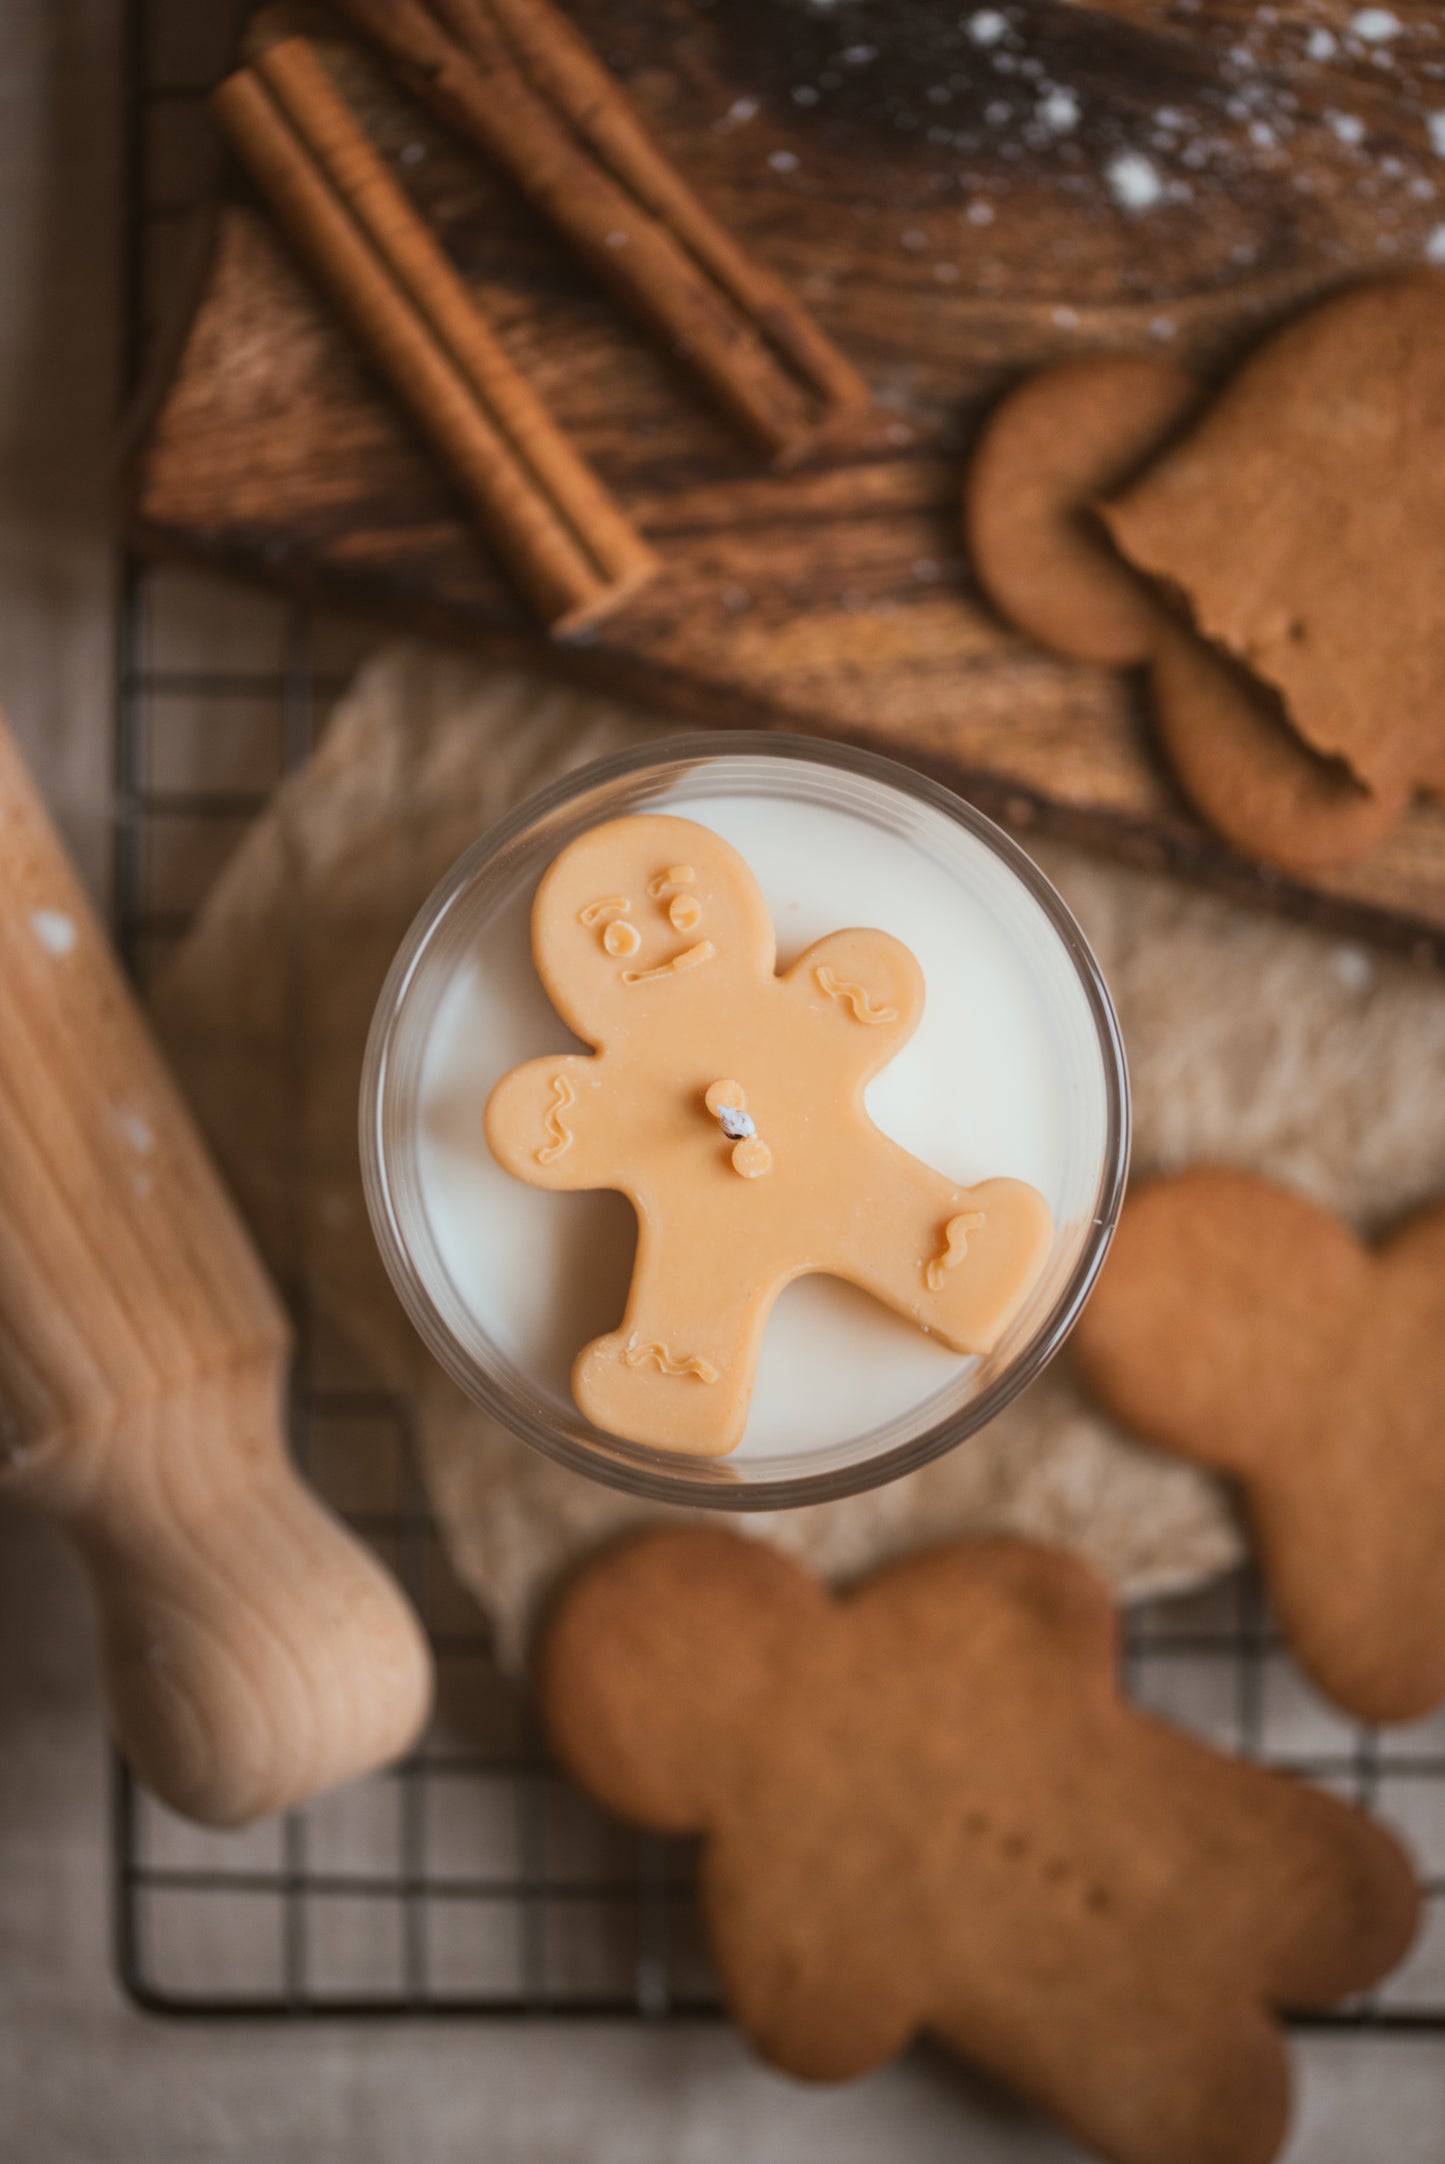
<box><xmin>361</xmin><ymin>734</ymin><xmax>1128</xmax><ymax>1506</ymax></box>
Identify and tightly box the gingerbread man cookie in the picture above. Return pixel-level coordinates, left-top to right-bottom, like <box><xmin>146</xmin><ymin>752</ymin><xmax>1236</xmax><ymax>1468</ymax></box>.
<box><xmin>485</xmin><ymin>814</ymin><xmax>1054</xmax><ymax>1455</ymax></box>
<box><xmin>1074</xmin><ymin>1166</ymin><xmax>1445</xmax><ymax>1724</ymax></box>
<box><xmin>541</xmin><ymin>1530</ymin><xmax>1417</xmax><ymax>2164</ymax></box>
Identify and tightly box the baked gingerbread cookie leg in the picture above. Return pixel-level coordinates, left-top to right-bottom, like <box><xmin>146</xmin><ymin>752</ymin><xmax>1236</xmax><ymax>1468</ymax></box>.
<box><xmin>1074</xmin><ymin>1167</ymin><xmax>1445</xmax><ymax>1724</ymax></box>
<box><xmin>541</xmin><ymin>1529</ymin><xmax>1418</xmax><ymax>2164</ymax></box>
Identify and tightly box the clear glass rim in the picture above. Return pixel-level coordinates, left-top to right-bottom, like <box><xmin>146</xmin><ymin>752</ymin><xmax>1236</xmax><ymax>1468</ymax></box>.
<box><xmin>360</xmin><ymin>731</ymin><xmax>1131</xmax><ymax>1511</ymax></box>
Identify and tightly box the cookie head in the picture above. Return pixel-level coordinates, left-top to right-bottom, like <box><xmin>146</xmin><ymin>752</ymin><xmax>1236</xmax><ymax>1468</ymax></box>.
<box><xmin>530</xmin><ymin>813</ymin><xmax>777</xmax><ymax>1045</ymax></box>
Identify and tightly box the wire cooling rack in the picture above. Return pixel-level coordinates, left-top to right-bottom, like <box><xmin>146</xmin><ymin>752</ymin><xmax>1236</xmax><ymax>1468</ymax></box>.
<box><xmin>112</xmin><ymin>0</ymin><xmax>1445</xmax><ymax>2025</ymax></box>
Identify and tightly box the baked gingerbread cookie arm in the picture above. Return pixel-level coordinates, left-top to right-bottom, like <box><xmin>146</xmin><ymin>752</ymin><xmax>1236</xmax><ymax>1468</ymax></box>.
<box><xmin>483</xmin><ymin>1053</ymin><xmax>609</xmax><ymax>1191</ymax></box>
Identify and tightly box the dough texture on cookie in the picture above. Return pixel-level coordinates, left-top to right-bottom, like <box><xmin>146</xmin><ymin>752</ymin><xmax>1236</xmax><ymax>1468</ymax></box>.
<box><xmin>1075</xmin><ymin>1166</ymin><xmax>1445</xmax><ymax>1723</ymax></box>
<box><xmin>1103</xmin><ymin>276</ymin><xmax>1445</xmax><ymax>797</ymax></box>
<box><xmin>540</xmin><ymin>1528</ymin><xmax>1417</xmax><ymax>2164</ymax></box>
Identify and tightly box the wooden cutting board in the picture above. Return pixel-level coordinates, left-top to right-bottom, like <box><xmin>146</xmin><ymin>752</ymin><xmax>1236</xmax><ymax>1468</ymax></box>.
<box><xmin>128</xmin><ymin>0</ymin><xmax>1445</xmax><ymax>961</ymax></box>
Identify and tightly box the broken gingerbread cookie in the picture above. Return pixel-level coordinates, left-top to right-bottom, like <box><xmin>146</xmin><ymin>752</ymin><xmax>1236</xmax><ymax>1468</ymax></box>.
<box><xmin>1074</xmin><ymin>1166</ymin><xmax>1445</xmax><ymax>1725</ymax></box>
<box><xmin>1103</xmin><ymin>275</ymin><xmax>1445</xmax><ymax>806</ymax></box>
<box><xmin>485</xmin><ymin>813</ymin><xmax>1054</xmax><ymax>1456</ymax></box>
<box><xmin>965</xmin><ymin>349</ymin><xmax>1404</xmax><ymax>874</ymax></box>
<box><xmin>540</xmin><ymin>1528</ymin><xmax>1417</xmax><ymax>2164</ymax></box>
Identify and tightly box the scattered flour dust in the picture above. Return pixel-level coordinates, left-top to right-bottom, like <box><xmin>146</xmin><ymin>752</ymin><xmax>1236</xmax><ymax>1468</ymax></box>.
<box><xmin>112</xmin><ymin>1107</ymin><xmax>155</xmax><ymax>1155</ymax></box>
<box><xmin>1106</xmin><ymin>150</ymin><xmax>1164</xmax><ymax>210</ymax></box>
<box><xmin>1350</xmin><ymin>8</ymin><xmax>1403</xmax><ymax>41</ymax></box>
<box><xmin>966</xmin><ymin>9</ymin><xmax>1009</xmax><ymax>47</ymax></box>
<box><xmin>1037</xmin><ymin>86</ymin><xmax>1080</xmax><ymax>133</ymax></box>
<box><xmin>29</xmin><ymin>908</ymin><xmax>76</xmax><ymax>956</ymax></box>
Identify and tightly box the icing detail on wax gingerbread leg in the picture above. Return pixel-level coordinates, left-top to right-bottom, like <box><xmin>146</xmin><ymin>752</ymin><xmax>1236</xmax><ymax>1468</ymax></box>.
<box><xmin>573</xmin><ymin>1221</ymin><xmax>778</xmax><ymax>1455</ymax></box>
<box><xmin>925</xmin><ymin>1211</ymin><xmax>989</xmax><ymax>1292</ymax></box>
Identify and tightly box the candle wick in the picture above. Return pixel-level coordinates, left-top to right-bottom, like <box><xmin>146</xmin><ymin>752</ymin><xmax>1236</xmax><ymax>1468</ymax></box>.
<box><xmin>704</xmin><ymin>1079</ymin><xmax>772</xmax><ymax>1178</ymax></box>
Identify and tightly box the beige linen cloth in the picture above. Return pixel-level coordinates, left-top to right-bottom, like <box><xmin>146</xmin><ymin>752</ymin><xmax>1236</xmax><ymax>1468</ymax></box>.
<box><xmin>152</xmin><ymin>646</ymin><xmax>1445</xmax><ymax>1669</ymax></box>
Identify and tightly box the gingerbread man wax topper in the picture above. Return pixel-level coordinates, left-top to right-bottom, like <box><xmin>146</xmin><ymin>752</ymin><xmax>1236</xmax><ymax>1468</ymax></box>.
<box><xmin>541</xmin><ymin>1531</ymin><xmax>1418</xmax><ymax>2164</ymax></box>
<box><xmin>484</xmin><ymin>813</ymin><xmax>1054</xmax><ymax>1456</ymax></box>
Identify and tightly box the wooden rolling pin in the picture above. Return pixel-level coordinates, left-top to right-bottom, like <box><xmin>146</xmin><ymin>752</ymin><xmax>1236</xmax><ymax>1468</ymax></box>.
<box><xmin>0</xmin><ymin>713</ymin><xmax>432</xmax><ymax>1824</ymax></box>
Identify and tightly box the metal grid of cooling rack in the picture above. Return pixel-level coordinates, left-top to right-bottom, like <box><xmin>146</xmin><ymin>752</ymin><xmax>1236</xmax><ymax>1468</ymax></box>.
<box><xmin>111</xmin><ymin>0</ymin><xmax>1445</xmax><ymax>2026</ymax></box>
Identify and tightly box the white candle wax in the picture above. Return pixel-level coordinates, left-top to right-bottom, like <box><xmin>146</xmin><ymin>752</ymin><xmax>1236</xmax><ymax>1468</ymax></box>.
<box><xmin>413</xmin><ymin>781</ymin><xmax>1099</xmax><ymax>1464</ymax></box>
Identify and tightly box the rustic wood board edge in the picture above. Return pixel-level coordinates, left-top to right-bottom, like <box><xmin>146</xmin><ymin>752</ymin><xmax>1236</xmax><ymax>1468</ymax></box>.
<box><xmin>127</xmin><ymin>501</ymin><xmax>1445</xmax><ymax>971</ymax></box>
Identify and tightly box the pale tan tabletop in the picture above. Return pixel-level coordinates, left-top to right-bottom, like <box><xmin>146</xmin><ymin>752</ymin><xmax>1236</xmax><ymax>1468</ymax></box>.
<box><xmin>3</xmin><ymin>6</ymin><xmax>1445</xmax><ymax>2158</ymax></box>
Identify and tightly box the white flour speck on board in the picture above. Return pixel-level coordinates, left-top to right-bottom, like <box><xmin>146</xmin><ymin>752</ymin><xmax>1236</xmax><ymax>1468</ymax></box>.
<box><xmin>1428</xmin><ymin>112</ymin><xmax>1445</xmax><ymax>156</ymax></box>
<box><xmin>1326</xmin><ymin>109</ymin><xmax>1366</xmax><ymax>144</ymax></box>
<box><xmin>1427</xmin><ymin>224</ymin><xmax>1445</xmax><ymax>262</ymax></box>
<box><xmin>967</xmin><ymin>9</ymin><xmax>1009</xmax><ymax>45</ymax></box>
<box><xmin>965</xmin><ymin>198</ymin><xmax>996</xmax><ymax>224</ymax></box>
<box><xmin>1331</xmin><ymin>945</ymin><xmax>1376</xmax><ymax>993</ymax></box>
<box><xmin>112</xmin><ymin>1107</ymin><xmax>155</xmax><ymax>1155</ymax></box>
<box><xmin>769</xmin><ymin>149</ymin><xmax>800</xmax><ymax>173</ymax></box>
<box><xmin>1351</xmin><ymin>8</ymin><xmax>1402</xmax><ymax>40</ymax></box>
<box><xmin>1150</xmin><ymin>315</ymin><xmax>1178</xmax><ymax>340</ymax></box>
<box><xmin>1037</xmin><ymin>87</ymin><xmax>1080</xmax><ymax>132</ymax></box>
<box><xmin>1306</xmin><ymin>26</ymin><xmax>1337</xmax><ymax>60</ymax></box>
<box><xmin>29</xmin><ymin>908</ymin><xmax>76</xmax><ymax>956</ymax></box>
<box><xmin>1051</xmin><ymin>303</ymin><xmax>1079</xmax><ymax>327</ymax></box>
<box><xmin>1106</xmin><ymin>151</ymin><xmax>1164</xmax><ymax>210</ymax></box>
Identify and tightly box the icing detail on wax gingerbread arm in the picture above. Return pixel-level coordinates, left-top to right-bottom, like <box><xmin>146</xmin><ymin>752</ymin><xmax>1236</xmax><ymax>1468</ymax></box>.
<box><xmin>484</xmin><ymin>1054</ymin><xmax>610</xmax><ymax>1190</ymax></box>
<box><xmin>786</xmin><ymin>929</ymin><xmax>925</xmax><ymax>1075</ymax></box>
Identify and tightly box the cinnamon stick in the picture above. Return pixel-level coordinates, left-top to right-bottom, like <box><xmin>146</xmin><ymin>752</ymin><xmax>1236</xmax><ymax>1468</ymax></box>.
<box><xmin>477</xmin><ymin>0</ymin><xmax>864</xmax><ymax>412</ymax></box>
<box><xmin>213</xmin><ymin>37</ymin><xmax>656</xmax><ymax>634</ymax></box>
<box><xmin>326</xmin><ymin>0</ymin><xmax>868</xmax><ymax>464</ymax></box>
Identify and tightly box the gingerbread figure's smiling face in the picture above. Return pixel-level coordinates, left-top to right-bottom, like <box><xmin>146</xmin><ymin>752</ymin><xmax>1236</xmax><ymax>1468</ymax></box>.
<box><xmin>531</xmin><ymin>813</ymin><xmax>777</xmax><ymax>1044</ymax></box>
